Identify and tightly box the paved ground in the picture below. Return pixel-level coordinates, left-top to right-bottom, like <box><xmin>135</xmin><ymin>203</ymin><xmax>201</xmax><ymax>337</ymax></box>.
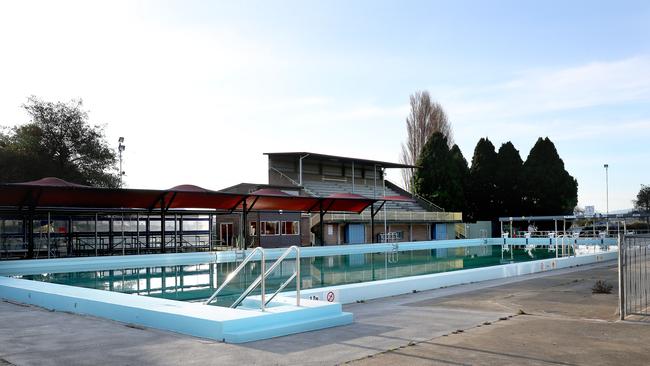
<box><xmin>1</xmin><ymin>261</ymin><xmax>648</xmax><ymax>365</ymax></box>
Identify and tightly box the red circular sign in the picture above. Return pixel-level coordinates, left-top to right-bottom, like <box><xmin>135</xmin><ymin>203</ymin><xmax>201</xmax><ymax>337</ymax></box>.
<box><xmin>326</xmin><ymin>291</ymin><xmax>335</xmax><ymax>302</ymax></box>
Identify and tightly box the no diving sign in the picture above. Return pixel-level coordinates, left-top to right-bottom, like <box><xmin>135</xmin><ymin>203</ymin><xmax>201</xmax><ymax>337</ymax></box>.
<box><xmin>326</xmin><ymin>291</ymin><xmax>335</xmax><ymax>302</ymax></box>
<box><xmin>307</xmin><ymin>289</ymin><xmax>340</xmax><ymax>303</ymax></box>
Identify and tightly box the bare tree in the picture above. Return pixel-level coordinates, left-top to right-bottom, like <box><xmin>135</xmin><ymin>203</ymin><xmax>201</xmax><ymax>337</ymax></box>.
<box><xmin>400</xmin><ymin>91</ymin><xmax>453</xmax><ymax>192</ymax></box>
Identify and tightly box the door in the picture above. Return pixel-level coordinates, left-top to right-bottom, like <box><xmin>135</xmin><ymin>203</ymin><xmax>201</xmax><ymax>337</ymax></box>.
<box><xmin>434</xmin><ymin>223</ymin><xmax>447</xmax><ymax>240</ymax></box>
<box><xmin>220</xmin><ymin>223</ymin><xmax>234</xmax><ymax>246</ymax></box>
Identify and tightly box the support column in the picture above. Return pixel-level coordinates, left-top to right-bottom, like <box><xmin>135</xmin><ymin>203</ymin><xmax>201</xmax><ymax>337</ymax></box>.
<box><xmin>370</xmin><ymin>203</ymin><xmax>375</xmax><ymax>244</ymax></box>
<box><xmin>319</xmin><ymin>204</ymin><xmax>325</xmax><ymax>247</ymax></box>
<box><xmin>208</xmin><ymin>214</ymin><xmax>213</xmax><ymax>250</ymax></box>
<box><xmin>94</xmin><ymin>213</ymin><xmax>98</xmax><ymax>257</ymax></box>
<box><xmin>160</xmin><ymin>198</ymin><xmax>166</xmax><ymax>253</ymax></box>
<box><xmin>26</xmin><ymin>213</ymin><xmax>34</xmax><ymax>259</ymax></box>
<box><xmin>242</xmin><ymin>200</ymin><xmax>248</xmax><ymax>249</ymax></box>
<box><xmin>178</xmin><ymin>214</ymin><xmax>183</xmax><ymax>251</ymax></box>
<box><xmin>145</xmin><ymin>215</ymin><xmax>151</xmax><ymax>250</ymax></box>
<box><xmin>108</xmin><ymin>216</ymin><xmax>114</xmax><ymax>254</ymax></box>
<box><xmin>67</xmin><ymin>216</ymin><xmax>73</xmax><ymax>256</ymax></box>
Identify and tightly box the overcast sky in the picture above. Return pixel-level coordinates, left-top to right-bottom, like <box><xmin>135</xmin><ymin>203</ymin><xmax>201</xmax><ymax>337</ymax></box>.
<box><xmin>1</xmin><ymin>0</ymin><xmax>649</xmax><ymax>211</ymax></box>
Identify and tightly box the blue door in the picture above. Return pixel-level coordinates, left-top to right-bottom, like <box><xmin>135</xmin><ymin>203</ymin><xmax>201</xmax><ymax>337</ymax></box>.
<box><xmin>434</xmin><ymin>224</ymin><xmax>447</xmax><ymax>240</ymax></box>
<box><xmin>345</xmin><ymin>224</ymin><xmax>366</xmax><ymax>244</ymax></box>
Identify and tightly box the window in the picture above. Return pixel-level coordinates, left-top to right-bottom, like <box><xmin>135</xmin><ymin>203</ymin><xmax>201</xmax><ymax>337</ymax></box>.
<box><xmin>281</xmin><ymin>221</ymin><xmax>300</xmax><ymax>235</ymax></box>
<box><xmin>249</xmin><ymin>222</ymin><xmax>257</xmax><ymax>236</ymax></box>
<box><xmin>261</xmin><ymin>221</ymin><xmax>280</xmax><ymax>235</ymax></box>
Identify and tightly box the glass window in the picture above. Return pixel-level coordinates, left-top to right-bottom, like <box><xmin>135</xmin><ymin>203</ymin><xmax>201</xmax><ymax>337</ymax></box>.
<box><xmin>261</xmin><ymin>221</ymin><xmax>280</xmax><ymax>235</ymax></box>
<box><xmin>249</xmin><ymin>222</ymin><xmax>257</xmax><ymax>236</ymax></box>
<box><xmin>281</xmin><ymin>221</ymin><xmax>299</xmax><ymax>235</ymax></box>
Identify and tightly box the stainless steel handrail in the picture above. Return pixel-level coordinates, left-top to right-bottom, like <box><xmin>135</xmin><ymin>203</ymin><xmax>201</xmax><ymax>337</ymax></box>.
<box><xmin>230</xmin><ymin>245</ymin><xmax>301</xmax><ymax>310</ymax></box>
<box><xmin>204</xmin><ymin>247</ymin><xmax>265</xmax><ymax>306</ymax></box>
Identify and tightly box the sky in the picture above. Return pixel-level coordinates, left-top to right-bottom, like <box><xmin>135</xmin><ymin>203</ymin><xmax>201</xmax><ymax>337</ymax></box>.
<box><xmin>0</xmin><ymin>0</ymin><xmax>649</xmax><ymax>212</ymax></box>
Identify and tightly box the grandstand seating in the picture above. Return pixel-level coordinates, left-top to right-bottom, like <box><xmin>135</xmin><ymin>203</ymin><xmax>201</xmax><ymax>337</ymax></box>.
<box><xmin>302</xmin><ymin>180</ymin><xmax>427</xmax><ymax>212</ymax></box>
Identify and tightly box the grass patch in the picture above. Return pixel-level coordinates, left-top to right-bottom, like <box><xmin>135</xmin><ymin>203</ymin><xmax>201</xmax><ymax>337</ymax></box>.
<box><xmin>592</xmin><ymin>280</ymin><xmax>613</xmax><ymax>294</ymax></box>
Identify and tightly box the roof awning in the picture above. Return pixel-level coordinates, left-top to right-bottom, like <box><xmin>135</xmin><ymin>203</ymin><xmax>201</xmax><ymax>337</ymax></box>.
<box><xmin>0</xmin><ymin>178</ymin><xmax>376</xmax><ymax>214</ymax></box>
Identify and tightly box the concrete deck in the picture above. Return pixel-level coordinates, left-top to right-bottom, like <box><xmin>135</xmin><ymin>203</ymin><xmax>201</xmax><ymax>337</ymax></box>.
<box><xmin>2</xmin><ymin>261</ymin><xmax>649</xmax><ymax>365</ymax></box>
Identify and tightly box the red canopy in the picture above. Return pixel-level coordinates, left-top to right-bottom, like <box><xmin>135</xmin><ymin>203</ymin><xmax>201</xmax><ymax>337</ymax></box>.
<box><xmin>0</xmin><ymin>178</ymin><xmax>376</xmax><ymax>214</ymax></box>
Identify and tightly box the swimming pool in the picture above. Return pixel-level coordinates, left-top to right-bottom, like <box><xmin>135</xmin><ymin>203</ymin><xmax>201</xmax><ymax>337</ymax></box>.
<box><xmin>0</xmin><ymin>238</ymin><xmax>618</xmax><ymax>342</ymax></box>
<box><xmin>14</xmin><ymin>241</ymin><xmax>593</xmax><ymax>307</ymax></box>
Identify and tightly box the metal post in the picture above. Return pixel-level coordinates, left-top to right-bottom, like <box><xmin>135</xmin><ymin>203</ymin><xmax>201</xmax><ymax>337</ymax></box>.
<box><xmin>27</xmin><ymin>213</ymin><xmax>34</xmax><ymax>259</ymax></box>
<box><xmin>174</xmin><ymin>213</ymin><xmax>178</xmax><ymax>253</ymax></box>
<box><xmin>108</xmin><ymin>216</ymin><xmax>114</xmax><ymax>254</ymax></box>
<box><xmin>296</xmin><ymin>247</ymin><xmax>301</xmax><ymax>307</ymax></box>
<box><xmin>605</xmin><ymin>164</ymin><xmax>609</xmax><ymax>236</ymax></box>
<box><xmin>618</xmin><ymin>233</ymin><xmax>625</xmax><ymax>320</ymax></box>
<box><xmin>94</xmin><ymin>213</ymin><xmax>98</xmax><ymax>256</ymax></box>
<box><xmin>555</xmin><ymin>219</ymin><xmax>558</xmax><ymax>259</ymax></box>
<box><xmin>351</xmin><ymin>161</ymin><xmax>355</xmax><ymax>193</ymax></box>
<box><xmin>242</xmin><ymin>200</ymin><xmax>248</xmax><ymax>250</ymax></box>
<box><xmin>161</xmin><ymin>215</ymin><xmax>166</xmax><ymax>254</ymax></box>
<box><xmin>178</xmin><ymin>214</ymin><xmax>183</xmax><ymax>251</ymax></box>
<box><xmin>370</xmin><ymin>204</ymin><xmax>375</xmax><ymax>244</ymax></box>
<box><xmin>145</xmin><ymin>215</ymin><xmax>151</xmax><ymax>251</ymax></box>
<box><xmin>319</xmin><ymin>204</ymin><xmax>325</xmax><ymax>247</ymax></box>
<box><xmin>45</xmin><ymin>212</ymin><xmax>51</xmax><ymax>258</ymax></box>
<box><xmin>208</xmin><ymin>214</ymin><xmax>213</xmax><ymax>251</ymax></box>
<box><xmin>136</xmin><ymin>213</ymin><xmax>140</xmax><ymax>255</ymax></box>
<box><xmin>382</xmin><ymin>168</ymin><xmax>387</xmax><ymax>242</ymax></box>
<box><xmin>121</xmin><ymin>214</ymin><xmax>125</xmax><ymax>256</ymax></box>
<box><xmin>260</xmin><ymin>250</ymin><xmax>266</xmax><ymax>312</ymax></box>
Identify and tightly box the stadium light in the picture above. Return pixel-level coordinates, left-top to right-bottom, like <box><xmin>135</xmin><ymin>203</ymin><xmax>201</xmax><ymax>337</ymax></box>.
<box><xmin>119</xmin><ymin>137</ymin><xmax>126</xmax><ymax>187</ymax></box>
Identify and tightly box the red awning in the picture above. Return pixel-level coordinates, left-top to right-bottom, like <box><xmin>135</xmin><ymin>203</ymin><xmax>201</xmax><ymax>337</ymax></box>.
<box><xmin>0</xmin><ymin>178</ymin><xmax>376</xmax><ymax>214</ymax></box>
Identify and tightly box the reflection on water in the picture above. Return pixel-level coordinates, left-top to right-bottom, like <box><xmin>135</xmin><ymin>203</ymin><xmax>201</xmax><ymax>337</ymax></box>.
<box><xmin>19</xmin><ymin>245</ymin><xmax>556</xmax><ymax>306</ymax></box>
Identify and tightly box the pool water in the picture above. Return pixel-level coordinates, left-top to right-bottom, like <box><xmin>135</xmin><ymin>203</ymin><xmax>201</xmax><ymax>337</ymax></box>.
<box><xmin>17</xmin><ymin>245</ymin><xmax>557</xmax><ymax>307</ymax></box>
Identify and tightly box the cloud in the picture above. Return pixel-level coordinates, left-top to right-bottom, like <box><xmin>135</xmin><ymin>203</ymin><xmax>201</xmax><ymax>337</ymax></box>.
<box><xmin>442</xmin><ymin>56</ymin><xmax>650</xmax><ymax>122</ymax></box>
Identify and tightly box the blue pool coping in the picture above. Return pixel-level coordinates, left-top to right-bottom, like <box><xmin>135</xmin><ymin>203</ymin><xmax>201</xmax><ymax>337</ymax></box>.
<box><xmin>0</xmin><ymin>237</ymin><xmax>617</xmax><ymax>276</ymax></box>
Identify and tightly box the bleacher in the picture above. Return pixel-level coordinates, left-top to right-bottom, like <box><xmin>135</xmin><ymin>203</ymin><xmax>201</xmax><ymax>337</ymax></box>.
<box><xmin>302</xmin><ymin>180</ymin><xmax>427</xmax><ymax>212</ymax></box>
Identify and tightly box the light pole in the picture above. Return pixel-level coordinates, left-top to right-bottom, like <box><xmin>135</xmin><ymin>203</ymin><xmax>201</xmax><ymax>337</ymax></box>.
<box><xmin>604</xmin><ymin>163</ymin><xmax>609</xmax><ymax>235</ymax></box>
<box><xmin>118</xmin><ymin>137</ymin><xmax>126</xmax><ymax>187</ymax></box>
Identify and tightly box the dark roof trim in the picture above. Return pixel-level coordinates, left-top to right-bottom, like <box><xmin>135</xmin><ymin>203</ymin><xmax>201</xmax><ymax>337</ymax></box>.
<box><xmin>264</xmin><ymin>152</ymin><xmax>418</xmax><ymax>169</ymax></box>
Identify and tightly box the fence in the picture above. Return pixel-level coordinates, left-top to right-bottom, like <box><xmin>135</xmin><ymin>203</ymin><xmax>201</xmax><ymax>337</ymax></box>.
<box><xmin>619</xmin><ymin>234</ymin><xmax>650</xmax><ymax>319</ymax></box>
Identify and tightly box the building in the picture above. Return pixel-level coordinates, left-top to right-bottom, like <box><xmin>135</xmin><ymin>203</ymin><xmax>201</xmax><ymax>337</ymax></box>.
<box><xmin>214</xmin><ymin>152</ymin><xmax>463</xmax><ymax>248</ymax></box>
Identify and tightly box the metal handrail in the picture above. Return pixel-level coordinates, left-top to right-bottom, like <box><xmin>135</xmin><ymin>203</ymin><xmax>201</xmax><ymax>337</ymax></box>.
<box><xmin>269</xmin><ymin>167</ymin><xmax>318</xmax><ymax>197</ymax></box>
<box><xmin>204</xmin><ymin>247</ymin><xmax>265</xmax><ymax>306</ymax></box>
<box><xmin>230</xmin><ymin>245</ymin><xmax>301</xmax><ymax>310</ymax></box>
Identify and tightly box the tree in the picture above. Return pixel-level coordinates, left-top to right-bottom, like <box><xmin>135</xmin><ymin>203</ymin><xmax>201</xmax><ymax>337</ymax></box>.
<box><xmin>521</xmin><ymin>137</ymin><xmax>577</xmax><ymax>216</ymax></box>
<box><xmin>400</xmin><ymin>91</ymin><xmax>453</xmax><ymax>192</ymax></box>
<box><xmin>449</xmin><ymin>144</ymin><xmax>470</xmax><ymax>213</ymax></box>
<box><xmin>0</xmin><ymin>96</ymin><xmax>119</xmax><ymax>187</ymax></box>
<box><xmin>495</xmin><ymin>142</ymin><xmax>524</xmax><ymax>217</ymax></box>
<box><xmin>412</xmin><ymin>132</ymin><xmax>467</xmax><ymax>212</ymax></box>
<box><xmin>467</xmin><ymin>138</ymin><xmax>498</xmax><ymax>221</ymax></box>
<box><xmin>634</xmin><ymin>185</ymin><xmax>650</xmax><ymax>212</ymax></box>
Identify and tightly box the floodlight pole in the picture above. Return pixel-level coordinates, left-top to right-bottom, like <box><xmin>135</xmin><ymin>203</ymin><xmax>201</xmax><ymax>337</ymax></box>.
<box><xmin>604</xmin><ymin>164</ymin><xmax>609</xmax><ymax>236</ymax></box>
<box><xmin>118</xmin><ymin>137</ymin><xmax>126</xmax><ymax>188</ymax></box>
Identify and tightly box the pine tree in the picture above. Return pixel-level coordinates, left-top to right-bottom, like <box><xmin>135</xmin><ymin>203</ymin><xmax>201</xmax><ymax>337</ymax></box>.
<box><xmin>412</xmin><ymin>132</ymin><xmax>466</xmax><ymax>212</ymax></box>
<box><xmin>521</xmin><ymin>137</ymin><xmax>578</xmax><ymax>215</ymax></box>
<box><xmin>495</xmin><ymin>142</ymin><xmax>523</xmax><ymax>217</ymax></box>
<box><xmin>467</xmin><ymin>138</ymin><xmax>498</xmax><ymax>221</ymax></box>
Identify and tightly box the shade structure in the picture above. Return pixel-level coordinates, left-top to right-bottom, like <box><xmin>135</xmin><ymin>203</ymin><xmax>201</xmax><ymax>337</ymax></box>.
<box><xmin>0</xmin><ymin>178</ymin><xmax>376</xmax><ymax>214</ymax></box>
<box><xmin>320</xmin><ymin>193</ymin><xmax>374</xmax><ymax>214</ymax></box>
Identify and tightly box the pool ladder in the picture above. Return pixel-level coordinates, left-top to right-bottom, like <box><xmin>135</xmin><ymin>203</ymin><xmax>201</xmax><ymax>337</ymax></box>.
<box><xmin>205</xmin><ymin>246</ymin><xmax>301</xmax><ymax>311</ymax></box>
<box><xmin>387</xmin><ymin>243</ymin><xmax>399</xmax><ymax>264</ymax></box>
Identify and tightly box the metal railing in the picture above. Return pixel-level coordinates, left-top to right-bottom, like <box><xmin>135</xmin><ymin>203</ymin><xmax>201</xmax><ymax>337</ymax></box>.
<box><xmin>258</xmin><ymin>246</ymin><xmax>301</xmax><ymax>307</ymax></box>
<box><xmin>323</xmin><ymin>211</ymin><xmax>462</xmax><ymax>223</ymax></box>
<box><xmin>205</xmin><ymin>247</ymin><xmax>265</xmax><ymax>306</ymax></box>
<box><xmin>269</xmin><ymin>167</ymin><xmax>318</xmax><ymax>197</ymax></box>
<box><xmin>204</xmin><ymin>246</ymin><xmax>301</xmax><ymax>311</ymax></box>
<box><xmin>619</xmin><ymin>234</ymin><xmax>650</xmax><ymax>319</ymax></box>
